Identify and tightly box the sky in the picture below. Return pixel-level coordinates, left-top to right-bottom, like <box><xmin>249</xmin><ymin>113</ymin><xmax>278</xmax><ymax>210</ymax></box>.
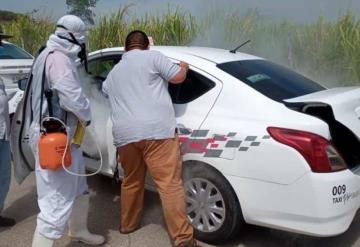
<box><xmin>0</xmin><ymin>0</ymin><xmax>360</xmax><ymax>23</ymax></box>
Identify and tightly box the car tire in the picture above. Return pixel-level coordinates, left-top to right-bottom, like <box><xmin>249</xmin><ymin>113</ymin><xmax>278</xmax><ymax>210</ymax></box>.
<box><xmin>182</xmin><ymin>161</ymin><xmax>243</xmax><ymax>244</ymax></box>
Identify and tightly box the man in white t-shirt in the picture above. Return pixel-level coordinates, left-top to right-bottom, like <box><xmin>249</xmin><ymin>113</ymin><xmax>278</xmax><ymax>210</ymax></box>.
<box><xmin>103</xmin><ymin>30</ymin><xmax>200</xmax><ymax>247</ymax></box>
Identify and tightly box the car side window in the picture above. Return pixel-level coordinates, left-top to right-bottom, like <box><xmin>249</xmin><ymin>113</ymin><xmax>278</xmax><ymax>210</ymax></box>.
<box><xmin>217</xmin><ymin>60</ymin><xmax>325</xmax><ymax>102</ymax></box>
<box><xmin>79</xmin><ymin>55</ymin><xmax>121</xmax><ymax>99</ymax></box>
<box><xmin>168</xmin><ymin>70</ymin><xmax>216</xmax><ymax>104</ymax></box>
<box><xmin>0</xmin><ymin>43</ymin><xmax>33</xmax><ymax>59</ymax></box>
<box><xmin>88</xmin><ymin>56</ymin><xmax>121</xmax><ymax>81</ymax></box>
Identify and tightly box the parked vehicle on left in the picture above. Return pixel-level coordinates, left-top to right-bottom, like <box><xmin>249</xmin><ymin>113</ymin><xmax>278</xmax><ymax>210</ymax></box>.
<box><xmin>0</xmin><ymin>41</ymin><xmax>33</xmax><ymax>116</ymax></box>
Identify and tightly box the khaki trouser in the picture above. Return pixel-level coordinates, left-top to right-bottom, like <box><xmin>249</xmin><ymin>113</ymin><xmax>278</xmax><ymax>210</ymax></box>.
<box><xmin>118</xmin><ymin>136</ymin><xmax>193</xmax><ymax>246</ymax></box>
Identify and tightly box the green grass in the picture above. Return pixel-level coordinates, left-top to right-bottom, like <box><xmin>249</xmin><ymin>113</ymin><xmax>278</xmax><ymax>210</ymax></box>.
<box><xmin>2</xmin><ymin>14</ymin><xmax>54</xmax><ymax>55</ymax></box>
<box><xmin>89</xmin><ymin>6</ymin><xmax>198</xmax><ymax>50</ymax></box>
<box><xmin>221</xmin><ymin>10</ymin><xmax>360</xmax><ymax>85</ymax></box>
<box><xmin>1</xmin><ymin>7</ymin><xmax>359</xmax><ymax>85</ymax></box>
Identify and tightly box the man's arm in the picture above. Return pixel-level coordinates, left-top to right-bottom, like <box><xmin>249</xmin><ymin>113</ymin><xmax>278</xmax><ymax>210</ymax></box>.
<box><xmin>169</xmin><ymin>61</ymin><xmax>189</xmax><ymax>84</ymax></box>
<box><xmin>153</xmin><ymin>51</ymin><xmax>189</xmax><ymax>84</ymax></box>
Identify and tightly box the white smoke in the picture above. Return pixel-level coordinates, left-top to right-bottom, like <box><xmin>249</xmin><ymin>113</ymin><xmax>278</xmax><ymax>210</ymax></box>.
<box><xmin>78</xmin><ymin>69</ymin><xmax>110</xmax><ymax>159</ymax></box>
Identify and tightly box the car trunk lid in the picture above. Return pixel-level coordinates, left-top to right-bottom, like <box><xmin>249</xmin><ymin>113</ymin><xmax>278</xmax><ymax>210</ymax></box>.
<box><xmin>285</xmin><ymin>87</ymin><xmax>360</xmax><ymax>138</ymax></box>
<box><xmin>285</xmin><ymin>87</ymin><xmax>360</xmax><ymax>171</ymax></box>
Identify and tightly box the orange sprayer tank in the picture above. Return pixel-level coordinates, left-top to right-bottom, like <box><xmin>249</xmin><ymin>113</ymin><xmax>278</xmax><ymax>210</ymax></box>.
<box><xmin>38</xmin><ymin>132</ymin><xmax>72</xmax><ymax>170</ymax></box>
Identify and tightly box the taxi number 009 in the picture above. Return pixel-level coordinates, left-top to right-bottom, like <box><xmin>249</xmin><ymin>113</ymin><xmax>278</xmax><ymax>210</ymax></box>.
<box><xmin>332</xmin><ymin>184</ymin><xmax>346</xmax><ymax>196</ymax></box>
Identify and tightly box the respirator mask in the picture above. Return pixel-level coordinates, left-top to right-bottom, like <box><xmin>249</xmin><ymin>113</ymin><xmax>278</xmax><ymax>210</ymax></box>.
<box><xmin>56</xmin><ymin>24</ymin><xmax>89</xmax><ymax>73</ymax></box>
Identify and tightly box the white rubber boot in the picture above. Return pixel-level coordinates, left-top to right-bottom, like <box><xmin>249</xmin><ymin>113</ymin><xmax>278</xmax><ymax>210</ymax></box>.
<box><xmin>68</xmin><ymin>194</ymin><xmax>105</xmax><ymax>245</ymax></box>
<box><xmin>31</xmin><ymin>229</ymin><xmax>54</xmax><ymax>247</ymax></box>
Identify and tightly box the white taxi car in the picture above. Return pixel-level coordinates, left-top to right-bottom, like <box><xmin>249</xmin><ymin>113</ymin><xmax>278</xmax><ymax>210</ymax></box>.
<box><xmin>11</xmin><ymin>46</ymin><xmax>360</xmax><ymax>244</ymax></box>
<box><xmin>0</xmin><ymin>41</ymin><xmax>33</xmax><ymax>115</ymax></box>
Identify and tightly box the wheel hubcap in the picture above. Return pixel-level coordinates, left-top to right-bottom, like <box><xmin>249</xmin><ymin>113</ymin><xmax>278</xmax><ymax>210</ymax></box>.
<box><xmin>185</xmin><ymin>178</ymin><xmax>225</xmax><ymax>232</ymax></box>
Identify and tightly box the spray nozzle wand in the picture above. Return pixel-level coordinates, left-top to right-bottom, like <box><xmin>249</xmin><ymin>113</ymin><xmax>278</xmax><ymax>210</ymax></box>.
<box><xmin>72</xmin><ymin>121</ymin><xmax>87</xmax><ymax>146</ymax></box>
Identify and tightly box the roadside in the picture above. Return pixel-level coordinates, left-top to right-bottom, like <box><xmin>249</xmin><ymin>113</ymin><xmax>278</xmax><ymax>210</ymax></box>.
<box><xmin>0</xmin><ymin>172</ymin><xmax>359</xmax><ymax>247</ymax></box>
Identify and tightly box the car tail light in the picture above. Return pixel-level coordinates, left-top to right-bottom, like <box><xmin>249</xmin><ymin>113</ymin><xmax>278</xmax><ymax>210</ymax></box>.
<box><xmin>267</xmin><ymin>127</ymin><xmax>347</xmax><ymax>173</ymax></box>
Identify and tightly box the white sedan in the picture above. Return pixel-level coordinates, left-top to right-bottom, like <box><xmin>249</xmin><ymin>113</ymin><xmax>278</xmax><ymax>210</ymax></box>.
<box><xmin>12</xmin><ymin>46</ymin><xmax>360</xmax><ymax>244</ymax></box>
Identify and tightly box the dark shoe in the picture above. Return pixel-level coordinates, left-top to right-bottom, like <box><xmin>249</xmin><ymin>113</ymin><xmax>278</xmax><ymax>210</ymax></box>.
<box><xmin>176</xmin><ymin>239</ymin><xmax>202</xmax><ymax>247</ymax></box>
<box><xmin>0</xmin><ymin>216</ymin><xmax>16</xmax><ymax>227</ymax></box>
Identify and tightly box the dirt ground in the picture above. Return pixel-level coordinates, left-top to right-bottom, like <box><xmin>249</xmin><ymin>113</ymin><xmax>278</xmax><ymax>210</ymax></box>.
<box><xmin>0</xmin><ymin>172</ymin><xmax>359</xmax><ymax>247</ymax></box>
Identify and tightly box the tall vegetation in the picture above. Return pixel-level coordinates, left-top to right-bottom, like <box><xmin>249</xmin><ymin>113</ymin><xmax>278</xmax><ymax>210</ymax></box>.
<box><xmin>198</xmin><ymin>9</ymin><xmax>360</xmax><ymax>85</ymax></box>
<box><xmin>88</xmin><ymin>6</ymin><xmax>197</xmax><ymax>50</ymax></box>
<box><xmin>0</xmin><ymin>10</ymin><xmax>22</xmax><ymax>22</ymax></box>
<box><xmin>1</xmin><ymin>14</ymin><xmax>54</xmax><ymax>55</ymax></box>
<box><xmin>1</xmin><ymin>6</ymin><xmax>359</xmax><ymax>85</ymax></box>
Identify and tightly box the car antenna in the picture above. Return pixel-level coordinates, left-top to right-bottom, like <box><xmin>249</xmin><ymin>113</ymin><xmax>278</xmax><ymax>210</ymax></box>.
<box><xmin>229</xmin><ymin>40</ymin><xmax>251</xmax><ymax>53</ymax></box>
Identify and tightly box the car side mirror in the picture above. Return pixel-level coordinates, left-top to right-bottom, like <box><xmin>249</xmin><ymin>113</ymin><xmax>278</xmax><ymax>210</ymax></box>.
<box><xmin>17</xmin><ymin>78</ymin><xmax>28</xmax><ymax>91</ymax></box>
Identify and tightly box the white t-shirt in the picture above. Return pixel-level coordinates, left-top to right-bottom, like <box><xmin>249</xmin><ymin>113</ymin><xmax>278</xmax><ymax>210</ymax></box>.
<box><xmin>103</xmin><ymin>49</ymin><xmax>180</xmax><ymax>147</ymax></box>
<box><xmin>0</xmin><ymin>76</ymin><xmax>10</xmax><ymax>140</ymax></box>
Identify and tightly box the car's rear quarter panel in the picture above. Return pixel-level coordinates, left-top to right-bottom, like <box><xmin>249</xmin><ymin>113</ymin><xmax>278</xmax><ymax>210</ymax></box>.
<box><xmin>190</xmin><ymin>69</ymin><xmax>360</xmax><ymax>236</ymax></box>
<box><xmin>195</xmin><ymin>69</ymin><xmax>326</xmax><ymax>184</ymax></box>
<box><xmin>226</xmin><ymin>170</ymin><xmax>360</xmax><ymax>236</ymax></box>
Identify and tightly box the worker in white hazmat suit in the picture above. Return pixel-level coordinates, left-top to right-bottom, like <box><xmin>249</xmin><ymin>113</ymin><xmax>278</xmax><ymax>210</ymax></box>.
<box><xmin>29</xmin><ymin>15</ymin><xmax>105</xmax><ymax>246</ymax></box>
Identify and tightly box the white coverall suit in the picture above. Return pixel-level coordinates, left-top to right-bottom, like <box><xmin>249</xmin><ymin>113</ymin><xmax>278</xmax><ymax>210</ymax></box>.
<box><xmin>29</xmin><ymin>15</ymin><xmax>104</xmax><ymax>246</ymax></box>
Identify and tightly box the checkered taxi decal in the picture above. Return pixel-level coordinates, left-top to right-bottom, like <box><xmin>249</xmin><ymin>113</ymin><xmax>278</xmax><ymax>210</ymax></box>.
<box><xmin>178</xmin><ymin>128</ymin><xmax>270</xmax><ymax>157</ymax></box>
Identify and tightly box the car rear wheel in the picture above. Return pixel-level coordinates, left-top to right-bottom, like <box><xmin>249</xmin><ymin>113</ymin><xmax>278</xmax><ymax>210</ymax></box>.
<box><xmin>183</xmin><ymin>161</ymin><xmax>243</xmax><ymax>244</ymax></box>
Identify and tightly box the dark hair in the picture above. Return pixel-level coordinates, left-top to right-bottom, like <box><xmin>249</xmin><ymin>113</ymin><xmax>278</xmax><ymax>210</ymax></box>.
<box><xmin>125</xmin><ymin>30</ymin><xmax>149</xmax><ymax>51</ymax></box>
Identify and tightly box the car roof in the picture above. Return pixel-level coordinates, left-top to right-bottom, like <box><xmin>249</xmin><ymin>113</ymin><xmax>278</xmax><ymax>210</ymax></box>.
<box><xmin>90</xmin><ymin>46</ymin><xmax>263</xmax><ymax>64</ymax></box>
<box><xmin>2</xmin><ymin>41</ymin><xmax>20</xmax><ymax>46</ymax></box>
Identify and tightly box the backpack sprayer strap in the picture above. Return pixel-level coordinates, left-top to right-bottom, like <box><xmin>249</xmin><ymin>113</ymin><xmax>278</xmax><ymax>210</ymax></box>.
<box><xmin>44</xmin><ymin>89</ymin><xmax>53</xmax><ymax>117</ymax></box>
<box><xmin>39</xmin><ymin>51</ymin><xmax>54</xmax><ymax>127</ymax></box>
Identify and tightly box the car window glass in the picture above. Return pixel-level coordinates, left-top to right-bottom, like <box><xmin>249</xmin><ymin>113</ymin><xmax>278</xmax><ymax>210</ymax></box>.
<box><xmin>79</xmin><ymin>55</ymin><xmax>121</xmax><ymax>102</ymax></box>
<box><xmin>0</xmin><ymin>43</ymin><xmax>32</xmax><ymax>59</ymax></box>
<box><xmin>168</xmin><ymin>69</ymin><xmax>216</xmax><ymax>104</ymax></box>
<box><xmin>217</xmin><ymin>60</ymin><xmax>325</xmax><ymax>102</ymax></box>
<box><xmin>87</xmin><ymin>56</ymin><xmax>121</xmax><ymax>80</ymax></box>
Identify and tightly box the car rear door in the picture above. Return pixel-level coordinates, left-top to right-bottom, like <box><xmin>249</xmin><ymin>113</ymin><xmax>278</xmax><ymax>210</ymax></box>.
<box><xmin>141</xmin><ymin>63</ymin><xmax>223</xmax><ymax>187</ymax></box>
<box><xmin>169</xmin><ymin>65</ymin><xmax>223</xmax><ymax>141</ymax></box>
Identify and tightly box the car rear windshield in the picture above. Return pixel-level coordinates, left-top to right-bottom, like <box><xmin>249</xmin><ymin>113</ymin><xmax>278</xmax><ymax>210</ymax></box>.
<box><xmin>217</xmin><ymin>60</ymin><xmax>325</xmax><ymax>102</ymax></box>
<box><xmin>0</xmin><ymin>43</ymin><xmax>32</xmax><ymax>59</ymax></box>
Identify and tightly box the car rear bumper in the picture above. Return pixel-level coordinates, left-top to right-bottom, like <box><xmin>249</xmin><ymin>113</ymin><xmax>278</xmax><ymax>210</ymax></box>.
<box><xmin>226</xmin><ymin>169</ymin><xmax>360</xmax><ymax>236</ymax></box>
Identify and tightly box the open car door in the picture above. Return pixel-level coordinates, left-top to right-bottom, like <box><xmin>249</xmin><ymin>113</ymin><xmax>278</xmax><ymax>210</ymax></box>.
<box><xmin>10</xmin><ymin>75</ymin><xmax>35</xmax><ymax>184</ymax></box>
